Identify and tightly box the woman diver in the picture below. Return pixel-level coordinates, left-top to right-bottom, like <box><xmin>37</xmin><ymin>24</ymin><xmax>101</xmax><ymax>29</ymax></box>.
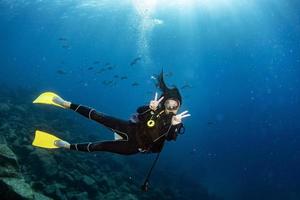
<box><xmin>32</xmin><ymin>72</ymin><xmax>191</xmax><ymax>155</ymax></box>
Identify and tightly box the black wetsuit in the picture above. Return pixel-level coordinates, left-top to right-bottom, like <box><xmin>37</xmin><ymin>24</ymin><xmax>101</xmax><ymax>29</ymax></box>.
<box><xmin>69</xmin><ymin>103</ymin><xmax>184</xmax><ymax>155</ymax></box>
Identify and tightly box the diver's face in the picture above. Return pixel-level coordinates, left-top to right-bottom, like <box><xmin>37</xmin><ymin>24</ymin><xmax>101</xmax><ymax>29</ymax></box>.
<box><xmin>164</xmin><ymin>99</ymin><xmax>180</xmax><ymax>115</ymax></box>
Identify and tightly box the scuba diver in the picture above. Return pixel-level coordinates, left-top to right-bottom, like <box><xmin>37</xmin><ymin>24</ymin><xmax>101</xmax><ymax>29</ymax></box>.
<box><xmin>32</xmin><ymin>72</ymin><xmax>191</xmax><ymax>155</ymax></box>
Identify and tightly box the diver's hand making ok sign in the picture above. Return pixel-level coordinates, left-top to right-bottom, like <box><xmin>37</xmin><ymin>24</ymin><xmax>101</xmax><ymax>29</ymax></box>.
<box><xmin>149</xmin><ymin>92</ymin><xmax>164</xmax><ymax>111</ymax></box>
<box><xmin>172</xmin><ymin>110</ymin><xmax>191</xmax><ymax>125</ymax></box>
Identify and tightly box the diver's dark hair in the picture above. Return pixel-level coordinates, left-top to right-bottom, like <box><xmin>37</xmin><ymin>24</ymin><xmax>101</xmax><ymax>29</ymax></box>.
<box><xmin>156</xmin><ymin>70</ymin><xmax>182</xmax><ymax>105</ymax></box>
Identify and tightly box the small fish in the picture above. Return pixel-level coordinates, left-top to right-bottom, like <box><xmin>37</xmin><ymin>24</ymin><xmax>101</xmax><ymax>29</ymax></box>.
<box><xmin>107</xmin><ymin>66</ymin><xmax>113</xmax><ymax>70</ymax></box>
<box><xmin>132</xmin><ymin>82</ymin><xmax>139</xmax><ymax>86</ymax></box>
<box><xmin>120</xmin><ymin>76</ymin><xmax>128</xmax><ymax>80</ymax></box>
<box><xmin>130</xmin><ymin>57</ymin><xmax>141</xmax><ymax>66</ymax></box>
<box><xmin>102</xmin><ymin>80</ymin><xmax>114</xmax><ymax>85</ymax></box>
<box><xmin>93</xmin><ymin>61</ymin><xmax>100</xmax><ymax>65</ymax></box>
<box><xmin>58</xmin><ymin>37</ymin><xmax>67</xmax><ymax>41</ymax></box>
<box><xmin>113</xmin><ymin>75</ymin><xmax>119</xmax><ymax>78</ymax></box>
<box><xmin>165</xmin><ymin>72</ymin><xmax>173</xmax><ymax>77</ymax></box>
<box><xmin>87</xmin><ymin>67</ymin><xmax>94</xmax><ymax>70</ymax></box>
<box><xmin>96</xmin><ymin>68</ymin><xmax>106</xmax><ymax>74</ymax></box>
<box><xmin>57</xmin><ymin>69</ymin><xmax>67</xmax><ymax>75</ymax></box>
<box><xmin>62</xmin><ymin>45</ymin><xmax>70</xmax><ymax>49</ymax></box>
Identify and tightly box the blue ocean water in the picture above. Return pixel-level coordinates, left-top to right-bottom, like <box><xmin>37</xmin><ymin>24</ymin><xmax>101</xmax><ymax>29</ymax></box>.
<box><xmin>1</xmin><ymin>0</ymin><xmax>300</xmax><ymax>199</ymax></box>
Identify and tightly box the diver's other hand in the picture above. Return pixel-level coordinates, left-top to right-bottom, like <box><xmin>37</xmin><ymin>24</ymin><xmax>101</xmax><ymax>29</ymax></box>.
<box><xmin>149</xmin><ymin>92</ymin><xmax>164</xmax><ymax>111</ymax></box>
<box><xmin>172</xmin><ymin>110</ymin><xmax>191</xmax><ymax>125</ymax></box>
<box><xmin>52</xmin><ymin>96</ymin><xmax>71</xmax><ymax>108</ymax></box>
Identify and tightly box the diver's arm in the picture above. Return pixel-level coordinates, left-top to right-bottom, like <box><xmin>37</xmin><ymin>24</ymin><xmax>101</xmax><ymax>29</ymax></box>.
<box><xmin>149</xmin><ymin>92</ymin><xmax>164</xmax><ymax>111</ymax></box>
<box><xmin>137</xmin><ymin>92</ymin><xmax>164</xmax><ymax>113</ymax></box>
<box><xmin>166</xmin><ymin>123</ymin><xmax>184</xmax><ymax>141</ymax></box>
<box><xmin>171</xmin><ymin>110</ymin><xmax>191</xmax><ymax>125</ymax></box>
<box><xmin>137</xmin><ymin>105</ymin><xmax>150</xmax><ymax>114</ymax></box>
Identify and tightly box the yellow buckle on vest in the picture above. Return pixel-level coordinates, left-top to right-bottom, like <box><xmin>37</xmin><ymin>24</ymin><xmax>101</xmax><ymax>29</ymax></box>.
<box><xmin>147</xmin><ymin>120</ymin><xmax>155</xmax><ymax>127</ymax></box>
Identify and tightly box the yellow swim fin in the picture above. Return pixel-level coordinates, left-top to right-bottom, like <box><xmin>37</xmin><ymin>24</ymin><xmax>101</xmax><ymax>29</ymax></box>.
<box><xmin>33</xmin><ymin>92</ymin><xmax>65</xmax><ymax>108</ymax></box>
<box><xmin>32</xmin><ymin>130</ymin><xmax>62</xmax><ymax>149</ymax></box>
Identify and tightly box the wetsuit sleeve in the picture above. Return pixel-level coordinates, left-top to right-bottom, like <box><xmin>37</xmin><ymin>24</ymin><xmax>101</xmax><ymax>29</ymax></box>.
<box><xmin>136</xmin><ymin>105</ymin><xmax>150</xmax><ymax>114</ymax></box>
<box><xmin>166</xmin><ymin>123</ymin><xmax>184</xmax><ymax>141</ymax></box>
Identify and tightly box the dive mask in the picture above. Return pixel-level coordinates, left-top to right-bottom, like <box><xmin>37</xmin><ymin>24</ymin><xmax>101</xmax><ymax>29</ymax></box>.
<box><xmin>164</xmin><ymin>99</ymin><xmax>179</xmax><ymax>111</ymax></box>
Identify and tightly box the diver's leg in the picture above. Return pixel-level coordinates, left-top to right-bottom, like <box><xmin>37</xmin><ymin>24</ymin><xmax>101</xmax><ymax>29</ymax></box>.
<box><xmin>52</xmin><ymin>97</ymin><xmax>131</xmax><ymax>133</ymax></box>
<box><xmin>54</xmin><ymin>131</ymin><xmax>141</xmax><ymax>154</ymax></box>
<box><xmin>69</xmin><ymin>103</ymin><xmax>131</xmax><ymax>133</ymax></box>
<box><xmin>69</xmin><ymin>140</ymin><xmax>139</xmax><ymax>155</ymax></box>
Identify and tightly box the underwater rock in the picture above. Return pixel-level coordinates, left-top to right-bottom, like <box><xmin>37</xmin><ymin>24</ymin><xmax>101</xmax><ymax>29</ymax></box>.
<box><xmin>44</xmin><ymin>183</ymin><xmax>66</xmax><ymax>200</ymax></box>
<box><xmin>123</xmin><ymin>193</ymin><xmax>139</xmax><ymax>200</ymax></box>
<box><xmin>66</xmin><ymin>191</ymin><xmax>89</xmax><ymax>200</ymax></box>
<box><xmin>32</xmin><ymin>192</ymin><xmax>53</xmax><ymax>200</ymax></box>
<box><xmin>0</xmin><ymin>144</ymin><xmax>52</xmax><ymax>200</ymax></box>
<box><xmin>5</xmin><ymin>128</ymin><xmax>18</xmax><ymax>142</ymax></box>
<box><xmin>58</xmin><ymin>171</ymin><xmax>74</xmax><ymax>183</ymax></box>
<box><xmin>119</xmin><ymin>184</ymin><xmax>131</xmax><ymax>193</ymax></box>
<box><xmin>31</xmin><ymin>181</ymin><xmax>46</xmax><ymax>191</ymax></box>
<box><xmin>0</xmin><ymin>123</ymin><xmax>10</xmax><ymax>132</ymax></box>
<box><xmin>44</xmin><ymin>184</ymin><xmax>57</xmax><ymax>195</ymax></box>
<box><xmin>69</xmin><ymin>169</ymin><xmax>82</xmax><ymax>182</ymax></box>
<box><xmin>0</xmin><ymin>103</ymin><xmax>10</xmax><ymax>112</ymax></box>
<box><xmin>103</xmin><ymin>190</ymin><xmax>138</xmax><ymax>200</ymax></box>
<box><xmin>82</xmin><ymin>175</ymin><xmax>96</xmax><ymax>186</ymax></box>
<box><xmin>23</xmin><ymin>145</ymin><xmax>34</xmax><ymax>153</ymax></box>
<box><xmin>96</xmin><ymin>175</ymin><xmax>110</xmax><ymax>193</ymax></box>
<box><xmin>0</xmin><ymin>177</ymin><xmax>34</xmax><ymax>199</ymax></box>
<box><xmin>14</xmin><ymin>105</ymin><xmax>28</xmax><ymax>113</ymax></box>
<box><xmin>0</xmin><ymin>135</ymin><xmax>6</xmax><ymax>144</ymax></box>
<box><xmin>44</xmin><ymin>184</ymin><xmax>66</xmax><ymax>199</ymax></box>
<box><xmin>81</xmin><ymin>175</ymin><xmax>99</xmax><ymax>195</ymax></box>
<box><xmin>28</xmin><ymin>149</ymin><xmax>58</xmax><ymax>177</ymax></box>
<box><xmin>0</xmin><ymin>144</ymin><xmax>19</xmax><ymax>178</ymax></box>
